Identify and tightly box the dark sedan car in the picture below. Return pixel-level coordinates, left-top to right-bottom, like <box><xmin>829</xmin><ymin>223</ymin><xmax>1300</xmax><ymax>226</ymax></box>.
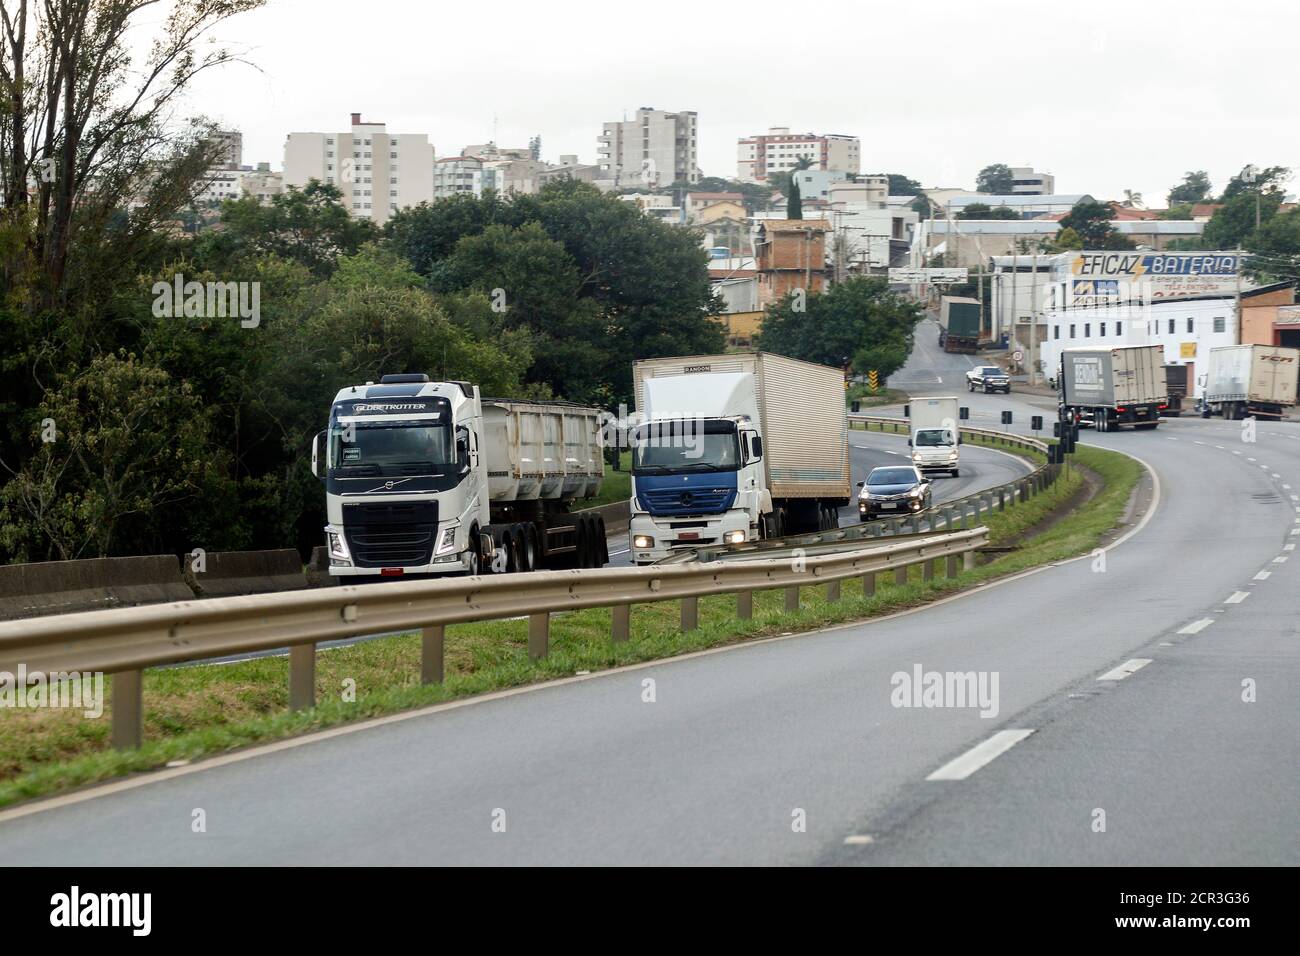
<box><xmin>857</xmin><ymin>465</ymin><xmax>933</xmax><ymax>521</ymax></box>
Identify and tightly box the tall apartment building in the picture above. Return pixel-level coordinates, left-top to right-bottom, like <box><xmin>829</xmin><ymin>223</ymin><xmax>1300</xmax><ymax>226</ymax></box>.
<box><xmin>283</xmin><ymin>112</ymin><xmax>434</xmax><ymax>224</ymax></box>
<box><xmin>597</xmin><ymin>108</ymin><xmax>699</xmax><ymax>189</ymax></box>
<box><xmin>209</xmin><ymin>130</ymin><xmax>243</xmax><ymax>169</ymax></box>
<box><xmin>737</xmin><ymin>128</ymin><xmax>860</xmax><ymax>183</ymax></box>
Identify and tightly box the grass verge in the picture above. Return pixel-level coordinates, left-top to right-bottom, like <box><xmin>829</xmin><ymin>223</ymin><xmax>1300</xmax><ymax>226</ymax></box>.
<box><xmin>0</xmin><ymin>444</ymin><xmax>1140</xmax><ymax>808</ymax></box>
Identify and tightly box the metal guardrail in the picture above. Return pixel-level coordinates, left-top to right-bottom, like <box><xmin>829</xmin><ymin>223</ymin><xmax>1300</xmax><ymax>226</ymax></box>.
<box><xmin>0</xmin><ymin>526</ymin><xmax>988</xmax><ymax>751</ymax></box>
<box><xmin>660</xmin><ymin>417</ymin><xmax>1058</xmax><ymax>565</ymax></box>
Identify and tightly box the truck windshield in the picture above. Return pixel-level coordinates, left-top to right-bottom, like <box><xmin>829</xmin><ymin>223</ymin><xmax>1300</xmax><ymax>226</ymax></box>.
<box><xmin>632</xmin><ymin>420</ymin><xmax>741</xmax><ymax>474</ymax></box>
<box><xmin>329</xmin><ymin>421</ymin><xmax>453</xmax><ymax>476</ymax></box>
<box><xmin>915</xmin><ymin>428</ymin><xmax>955</xmax><ymax>447</ymax></box>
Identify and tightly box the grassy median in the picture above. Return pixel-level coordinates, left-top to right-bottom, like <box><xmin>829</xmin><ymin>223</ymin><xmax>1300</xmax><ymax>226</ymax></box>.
<box><xmin>0</xmin><ymin>443</ymin><xmax>1141</xmax><ymax>808</ymax></box>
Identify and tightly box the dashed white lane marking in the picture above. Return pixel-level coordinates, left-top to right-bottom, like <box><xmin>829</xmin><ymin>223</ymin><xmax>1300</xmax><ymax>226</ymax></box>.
<box><xmin>609</xmin><ymin>548</ymin><xmax>630</xmax><ymax>556</ymax></box>
<box><xmin>1273</xmin><ymin>556</ymin><xmax>1289</xmax><ymax>563</ymax></box>
<box><xmin>1255</xmin><ymin>570</ymin><xmax>1272</xmax><ymax>580</ymax></box>
<box><xmin>1225</xmin><ymin>591</ymin><xmax>1251</xmax><ymax>604</ymax></box>
<box><xmin>1215</xmin><ymin>445</ymin><xmax>1225</xmax><ymax>450</ymax></box>
<box><xmin>1178</xmin><ymin>618</ymin><xmax>1215</xmax><ymax>635</ymax></box>
<box><xmin>1165</xmin><ymin>436</ymin><xmax>1178</xmax><ymax>441</ymax></box>
<box><xmin>1097</xmin><ymin>658</ymin><xmax>1152</xmax><ymax>681</ymax></box>
<box><xmin>926</xmin><ymin>729</ymin><xmax>1036</xmax><ymax>781</ymax></box>
<box><xmin>1248</xmin><ymin>457</ymin><xmax>1257</xmax><ymax>461</ymax></box>
<box><xmin>843</xmin><ymin>834</ymin><xmax>875</xmax><ymax>845</ymax></box>
<box><xmin>1292</xmin><ymin>528</ymin><xmax>1300</xmax><ymax>535</ymax></box>
<box><xmin>1286</xmin><ymin>544</ymin><xmax>1296</xmax><ymax>551</ymax></box>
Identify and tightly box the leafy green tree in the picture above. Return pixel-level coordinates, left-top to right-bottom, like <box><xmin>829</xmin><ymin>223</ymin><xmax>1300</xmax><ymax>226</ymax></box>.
<box><xmin>883</xmin><ymin>174</ymin><xmax>923</xmax><ymax>196</ymax></box>
<box><xmin>788</xmin><ymin>177</ymin><xmax>803</xmax><ymax>220</ymax></box>
<box><xmin>1245</xmin><ymin>208</ymin><xmax>1300</xmax><ymax>280</ymax></box>
<box><xmin>1161</xmin><ymin>204</ymin><xmax>1195</xmax><ymax>221</ymax></box>
<box><xmin>1058</xmin><ymin>200</ymin><xmax>1134</xmax><ymax>249</ymax></box>
<box><xmin>976</xmin><ymin>164</ymin><xmax>1015</xmax><ymax>194</ymax></box>
<box><xmin>755</xmin><ymin>277</ymin><xmax>923</xmax><ymax>378</ymax></box>
<box><xmin>1203</xmin><ymin>190</ymin><xmax>1284</xmax><ymax>250</ymax></box>
<box><xmin>194</xmin><ymin>181</ymin><xmax>378</xmax><ymax>278</ymax></box>
<box><xmin>1167</xmin><ymin>171</ymin><xmax>1211</xmax><ymax>205</ymax></box>
<box><xmin>1222</xmin><ymin>166</ymin><xmax>1290</xmax><ymax>201</ymax></box>
<box><xmin>957</xmin><ymin>203</ymin><xmax>1019</xmax><ymax>220</ymax></box>
<box><xmin>0</xmin><ymin>353</ymin><xmax>227</xmax><ymax>560</ymax></box>
<box><xmin>1053</xmin><ymin>227</ymin><xmax>1084</xmax><ymax>251</ymax></box>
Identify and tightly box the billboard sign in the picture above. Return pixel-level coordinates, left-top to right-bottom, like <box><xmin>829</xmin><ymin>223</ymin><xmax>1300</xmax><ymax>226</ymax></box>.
<box><xmin>889</xmin><ymin>267</ymin><xmax>969</xmax><ymax>284</ymax></box>
<box><xmin>1065</xmin><ymin>253</ymin><xmax>1240</xmax><ymax>304</ymax></box>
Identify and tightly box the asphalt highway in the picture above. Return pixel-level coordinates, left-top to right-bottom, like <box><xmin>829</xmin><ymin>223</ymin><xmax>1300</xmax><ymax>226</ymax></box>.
<box><xmin>4</xmin><ymin>324</ymin><xmax>1296</xmax><ymax>866</ymax></box>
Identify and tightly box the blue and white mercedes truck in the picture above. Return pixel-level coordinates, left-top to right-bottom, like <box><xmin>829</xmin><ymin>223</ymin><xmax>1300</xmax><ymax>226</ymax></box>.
<box><xmin>628</xmin><ymin>353</ymin><xmax>851</xmax><ymax>564</ymax></box>
<box><xmin>311</xmin><ymin>374</ymin><xmax>608</xmax><ymax>578</ymax></box>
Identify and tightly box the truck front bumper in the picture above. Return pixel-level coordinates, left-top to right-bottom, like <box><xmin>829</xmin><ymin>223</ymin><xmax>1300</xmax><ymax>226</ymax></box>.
<box><xmin>630</xmin><ymin>511</ymin><xmax>753</xmax><ymax>564</ymax></box>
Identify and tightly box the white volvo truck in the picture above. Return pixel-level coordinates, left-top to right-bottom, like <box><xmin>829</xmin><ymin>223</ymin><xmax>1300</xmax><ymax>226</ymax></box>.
<box><xmin>312</xmin><ymin>374</ymin><xmax>608</xmax><ymax>578</ymax></box>
<box><xmin>628</xmin><ymin>353</ymin><xmax>851</xmax><ymax>564</ymax></box>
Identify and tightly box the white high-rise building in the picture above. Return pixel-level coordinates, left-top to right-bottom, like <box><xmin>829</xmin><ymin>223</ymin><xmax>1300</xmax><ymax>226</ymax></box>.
<box><xmin>598</xmin><ymin>108</ymin><xmax>699</xmax><ymax>189</ymax></box>
<box><xmin>283</xmin><ymin>112</ymin><xmax>434</xmax><ymax>224</ymax></box>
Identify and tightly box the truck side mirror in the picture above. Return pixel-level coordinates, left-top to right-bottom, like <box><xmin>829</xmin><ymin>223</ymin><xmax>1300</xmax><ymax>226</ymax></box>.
<box><xmin>751</xmin><ymin>436</ymin><xmax>763</xmax><ymax>459</ymax></box>
<box><xmin>311</xmin><ymin>430</ymin><xmax>326</xmax><ymax>479</ymax></box>
<box><xmin>907</xmin><ymin>438</ymin><xmax>912</xmax><ymax>446</ymax></box>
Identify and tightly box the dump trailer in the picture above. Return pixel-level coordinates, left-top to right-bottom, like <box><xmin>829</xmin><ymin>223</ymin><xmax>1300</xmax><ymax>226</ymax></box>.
<box><xmin>311</xmin><ymin>374</ymin><xmax>607</xmax><ymax>578</ymax></box>
<box><xmin>1058</xmin><ymin>345</ymin><xmax>1167</xmax><ymax>431</ymax></box>
<box><xmin>1202</xmin><ymin>345</ymin><xmax>1300</xmax><ymax>420</ymax></box>
<box><xmin>939</xmin><ymin>296</ymin><xmax>981</xmax><ymax>354</ymax></box>
<box><xmin>628</xmin><ymin>352</ymin><xmax>851</xmax><ymax>564</ymax></box>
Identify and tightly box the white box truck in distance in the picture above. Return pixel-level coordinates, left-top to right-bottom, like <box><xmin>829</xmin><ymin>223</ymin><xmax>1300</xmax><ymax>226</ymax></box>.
<box><xmin>311</xmin><ymin>374</ymin><xmax>608</xmax><ymax>578</ymax></box>
<box><xmin>1059</xmin><ymin>345</ymin><xmax>1167</xmax><ymax>431</ymax></box>
<box><xmin>908</xmin><ymin>397</ymin><xmax>961</xmax><ymax>477</ymax></box>
<box><xmin>629</xmin><ymin>353</ymin><xmax>851</xmax><ymax>564</ymax></box>
<box><xmin>1202</xmin><ymin>345</ymin><xmax>1300</xmax><ymax>420</ymax></box>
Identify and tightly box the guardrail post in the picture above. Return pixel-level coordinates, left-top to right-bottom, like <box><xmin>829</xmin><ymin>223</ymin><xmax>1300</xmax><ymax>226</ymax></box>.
<box><xmin>894</xmin><ymin>564</ymin><xmax>908</xmax><ymax>586</ymax></box>
<box><xmin>785</xmin><ymin>586</ymin><xmax>800</xmax><ymax>612</ymax></box>
<box><xmin>612</xmin><ymin>604</ymin><xmax>631</xmax><ymax>642</ymax></box>
<box><xmin>997</xmin><ymin>489</ymin><xmax>1006</xmax><ymax>512</ymax></box>
<box><xmin>681</xmin><ymin>596</ymin><xmax>699</xmax><ymax>631</ymax></box>
<box><xmin>909</xmin><ymin>514</ymin><xmax>920</xmax><ymax>533</ymax></box>
<box><xmin>737</xmin><ymin>591</ymin><xmax>753</xmax><ymax>619</ymax></box>
<box><xmin>826</xmin><ymin>579</ymin><xmax>841</xmax><ymax>602</ymax></box>
<box><xmin>946</xmin><ymin>554</ymin><xmax>959</xmax><ymax>577</ymax></box>
<box><xmin>973</xmin><ymin>498</ymin><xmax>983</xmax><ymax>523</ymax></box>
<box><xmin>863</xmin><ymin>570</ymin><xmax>877</xmax><ymax>596</ymax></box>
<box><xmin>923</xmin><ymin>558</ymin><xmax>935</xmax><ymax>582</ymax></box>
<box><xmin>111</xmin><ymin>669</ymin><xmax>144</xmax><ymax>750</ymax></box>
<box><xmin>528</xmin><ymin>612</ymin><xmax>550</xmax><ymax>660</ymax></box>
<box><xmin>421</xmin><ymin>625</ymin><xmax>445</xmax><ymax>684</ymax></box>
<box><xmin>289</xmin><ymin>643</ymin><xmax>316</xmax><ymax>710</ymax></box>
<box><xmin>964</xmin><ymin>550</ymin><xmax>976</xmax><ymax>571</ymax></box>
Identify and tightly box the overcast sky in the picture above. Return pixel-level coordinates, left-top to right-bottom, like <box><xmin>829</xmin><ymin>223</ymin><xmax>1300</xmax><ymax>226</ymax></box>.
<box><xmin>176</xmin><ymin>0</ymin><xmax>1299</xmax><ymax>206</ymax></box>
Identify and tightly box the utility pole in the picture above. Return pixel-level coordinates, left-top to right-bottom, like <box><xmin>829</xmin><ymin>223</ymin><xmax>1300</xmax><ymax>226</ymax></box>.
<box><xmin>1030</xmin><ymin>250</ymin><xmax>1039</xmax><ymax>386</ymax></box>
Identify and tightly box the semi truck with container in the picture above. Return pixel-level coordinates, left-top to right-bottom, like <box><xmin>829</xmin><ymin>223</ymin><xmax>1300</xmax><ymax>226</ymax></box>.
<box><xmin>628</xmin><ymin>352</ymin><xmax>852</xmax><ymax>565</ymax></box>
<box><xmin>907</xmin><ymin>396</ymin><xmax>962</xmax><ymax>477</ymax></box>
<box><xmin>938</xmin><ymin>296</ymin><xmax>981</xmax><ymax>354</ymax></box>
<box><xmin>311</xmin><ymin>374</ymin><xmax>608</xmax><ymax>579</ymax></box>
<box><xmin>1058</xmin><ymin>345</ymin><xmax>1167</xmax><ymax>432</ymax></box>
<box><xmin>1200</xmin><ymin>344</ymin><xmax>1300</xmax><ymax>420</ymax></box>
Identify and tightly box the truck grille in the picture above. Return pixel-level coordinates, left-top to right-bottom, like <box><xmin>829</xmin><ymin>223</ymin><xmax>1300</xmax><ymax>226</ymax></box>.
<box><xmin>638</xmin><ymin>487</ymin><xmax>735</xmax><ymax>517</ymax></box>
<box><xmin>342</xmin><ymin>500</ymin><xmax>438</xmax><ymax>567</ymax></box>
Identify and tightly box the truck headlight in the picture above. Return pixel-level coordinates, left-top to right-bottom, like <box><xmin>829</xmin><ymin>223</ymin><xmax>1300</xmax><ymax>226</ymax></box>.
<box><xmin>326</xmin><ymin>526</ymin><xmax>351</xmax><ymax>561</ymax></box>
<box><xmin>948</xmin><ymin>451</ymin><xmax>959</xmax><ymax>461</ymax></box>
<box><xmin>633</xmin><ymin>534</ymin><xmax>655</xmax><ymax>549</ymax></box>
<box><xmin>724</xmin><ymin>530</ymin><xmax>746</xmax><ymax>544</ymax></box>
<box><xmin>434</xmin><ymin>525</ymin><xmax>458</xmax><ymax>556</ymax></box>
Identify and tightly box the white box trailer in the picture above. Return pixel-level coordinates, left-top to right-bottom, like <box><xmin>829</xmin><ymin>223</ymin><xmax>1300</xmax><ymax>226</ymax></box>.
<box><xmin>633</xmin><ymin>352</ymin><xmax>851</xmax><ymax>501</ymax></box>
<box><xmin>628</xmin><ymin>352</ymin><xmax>850</xmax><ymax>562</ymax></box>
<box><xmin>908</xmin><ymin>396</ymin><xmax>962</xmax><ymax>476</ymax></box>
<box><xmin>1059</xmin><ymin>345</ymin><xmax>1167</xmax><ymax>431</ymax></box>
<box><xmin>1202</xmin><ymin>345</ymin><xmax>1300</xmax><ymax>420</ymax></box>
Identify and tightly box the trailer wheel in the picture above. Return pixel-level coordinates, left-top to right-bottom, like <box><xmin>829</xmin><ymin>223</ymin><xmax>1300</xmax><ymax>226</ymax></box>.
<box><xmin>523</xmin><ymin>523</ymin><xmax>541</xmax><ymax>570</ymax></box>
<box><xmin>595</xmin><ymin>515</ymin><xmax>609</xmax><ymax>566</ymax></box>
<box><xmin>513</xmin><ymin>523</ymin><xmax>535</xmax><ymax>572</ymax></box>
<box><xmin>825</xmin><ymin>505</ymin><xmax>840</xmax><ymax>531</ymax></box>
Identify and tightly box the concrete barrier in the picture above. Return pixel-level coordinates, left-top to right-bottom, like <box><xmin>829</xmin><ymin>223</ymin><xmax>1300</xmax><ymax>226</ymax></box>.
<box><xmin>0</xmin><ymin>555</ymin><xmax>190</xmax><ymax>621</ymax></box>
<box><xmin>187</xmin><ymin>549</ymin><xmax>308</xmax><ymax>598</ymax></box>
<box><xmin>577</xmin><ymin>499</ymin><xmax>630</xmax><ymax>534</ymax></box>
<box><xmin>305</xmin><ymin>546</ymin><xmax>340</xmax><ymax>588</ymax></box>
